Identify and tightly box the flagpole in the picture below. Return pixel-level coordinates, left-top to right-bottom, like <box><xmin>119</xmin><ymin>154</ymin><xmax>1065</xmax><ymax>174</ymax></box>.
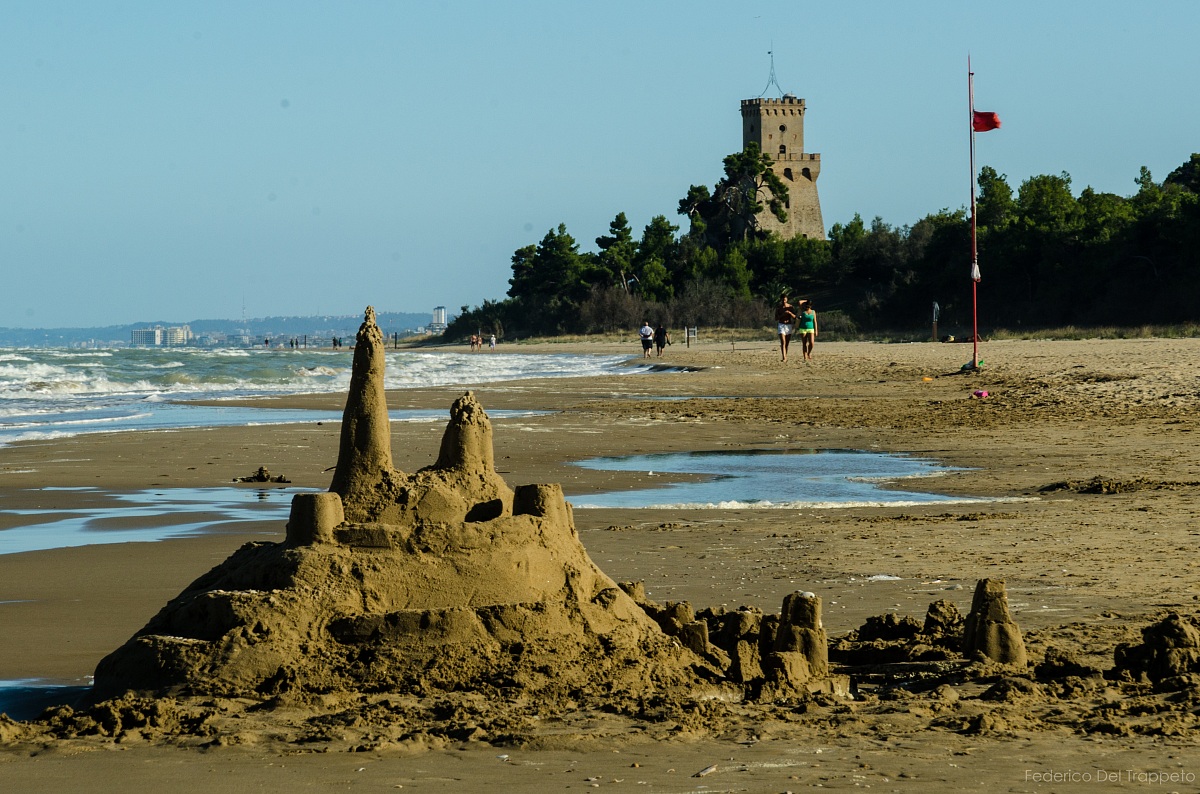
<box><xmin>968</xmin><ymin>56</ymin><xmax>980</xmax><ymax>370</ymax></box>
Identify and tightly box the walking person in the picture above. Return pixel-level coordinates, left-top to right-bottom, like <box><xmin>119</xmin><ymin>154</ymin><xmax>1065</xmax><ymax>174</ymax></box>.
<box><xmin>638</xmin><ymin>320</ymin><xmax>654</xmax><ymax>358</ymax></box>
<box><xmin>797</xmin><ymin>301</ymin><xmax>818</xmax><ymax>361</ymax></box>
<box><xmin>489</xmin><ymin>333</ymin><xmax>496</xmax><ymax>352</ymax></box>
<box><xmin>774</xmin><ymin>295</ymin><xmax>796</xmax><ymax>362</ymax></box>
<box><xmin>653</xmin><ymin>324</ymin><xmax>671</xmax><ymax>357</ymax></box>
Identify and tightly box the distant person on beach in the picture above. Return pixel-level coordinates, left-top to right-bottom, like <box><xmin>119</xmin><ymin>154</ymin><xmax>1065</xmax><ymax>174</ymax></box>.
<box><xmin>653</xmin><ymin>325</ymin><xmax>671</xmax><ymax>356</ymax></box>
<box><xmin>489</xmin><ymin>333</ymin><xmax>496</xmax><ymax>351</ymax></box>
<box><xmin>797</xmin><ymin>300</ymin><xmax>818</xmax><ymax>361</ymax></box>
<box><xmin>774</xmin><ymin>296</ymin><xmax>796</xmax><ymax>362</ymax></box>
<box><xmin>639</xmin><ymin>321</ymin><xmax>654</xmax><ymax>358</ymax></box>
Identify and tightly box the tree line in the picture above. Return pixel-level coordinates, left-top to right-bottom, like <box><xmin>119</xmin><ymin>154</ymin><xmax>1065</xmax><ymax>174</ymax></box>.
<box><xmin>445</xmin><ymin>149</ymin><xmax>1200</xmax><ymax>341</ymax></box>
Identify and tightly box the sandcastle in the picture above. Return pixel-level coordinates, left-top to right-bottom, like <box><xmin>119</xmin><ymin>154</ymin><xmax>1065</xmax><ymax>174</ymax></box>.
<box><xmin>91</xmin><ymin>307</ymin><xmax>848</xmax><ymax>709</ymax></box>
<box><xmin>93</xmin><ymin>307</ymin><xmax>701</xmax><ymax>702</ymax></box>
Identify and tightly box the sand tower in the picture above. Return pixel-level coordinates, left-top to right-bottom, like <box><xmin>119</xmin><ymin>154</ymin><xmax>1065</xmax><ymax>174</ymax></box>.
<box><xmin>740</xmin><ymin>94</ymin><xmax>825</xmax><ymax>240</ymax></box>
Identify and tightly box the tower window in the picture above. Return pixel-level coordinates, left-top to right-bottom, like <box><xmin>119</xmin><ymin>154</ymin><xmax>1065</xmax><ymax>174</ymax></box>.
<box><xmin>784</xmin><ymin>168</ymin><xmax>794</xmax><ymax>181</ymax></box>
<box><xmin>779</xmin><ymin>125</ymin><xmax>787</xmax><ymax>132</ymax></box>
<box><xmin>779</xmin><ymin>145</ymin><xmax>787</xmax><ymax>155</ymax></box>
<box><xmin>802</xmin><ymin>167</ymin><xmax>812</xmax><ymax>180</ymax></box>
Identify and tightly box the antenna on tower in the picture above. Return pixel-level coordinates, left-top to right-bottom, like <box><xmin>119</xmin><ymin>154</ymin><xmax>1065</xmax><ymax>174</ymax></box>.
<box><xmin>759</xmin><ymin>46</ymin><xmax>785</xmax><ymax>98</ymax></box>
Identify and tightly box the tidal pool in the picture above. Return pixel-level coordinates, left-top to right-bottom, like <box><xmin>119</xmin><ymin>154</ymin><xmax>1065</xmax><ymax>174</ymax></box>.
<box><xmin>570</xmin><ymin>448</ymin><xmax>996</xmax><ymax>509</ymax></box>
<box><xmin>0</xmin><ymin>486</ymin><xmax>308</xmax><ymax>556</ymax></box>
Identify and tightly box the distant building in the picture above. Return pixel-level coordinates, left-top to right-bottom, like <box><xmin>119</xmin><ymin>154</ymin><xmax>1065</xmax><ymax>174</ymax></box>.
<box><xmin>428</xmin><ymin>305</ymin><xmax>448</xmax><ymax>335</ymax></box>
<box><xmin>162</xmin><ymin>325</ymin><xmax>191</xmax><ymax>346</ymax></box>
<box><xmin>130</xmin><ymin>327</ymin><xmax>163</xmax><ymax>346</ymax></box>
<box><xmin>131</xmin><ymin>325</ymin><xmax>192</xmax><ymax>347</ymax></box>
<box><xmin>740</xmin><ymin>93</ymin><xmax>825</xmax><ymax>240</ymax></box>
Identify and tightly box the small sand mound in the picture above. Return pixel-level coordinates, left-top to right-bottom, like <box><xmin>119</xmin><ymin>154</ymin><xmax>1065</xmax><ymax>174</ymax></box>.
<box><xmin>1040</xmin><ymin>476</ymin><xmax>1200</xmax><ymax>494</ymax></box>
<box><xmin>92</xmin><ymin>307</ymin><xmax>706</xmax><ymax>706</ymax></box>
<box><xmin>1112</xmin><ymin>612</ymin><xmax>1200</xmax><ymax>689</ymax></box>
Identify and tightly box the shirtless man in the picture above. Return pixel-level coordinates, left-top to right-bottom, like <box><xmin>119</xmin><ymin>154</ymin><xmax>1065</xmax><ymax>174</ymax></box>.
<box><xmin>774</xmin><ymin>295</ymin><xmax>797</xmax><ymax>362</ymax></box>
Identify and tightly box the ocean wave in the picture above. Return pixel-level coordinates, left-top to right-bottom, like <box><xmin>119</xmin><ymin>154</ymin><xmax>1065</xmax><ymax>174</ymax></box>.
<box><xmin>0</xmin><ymin>362</ymin><xmax>69</xmax><ymax>380</ymax></box>
<box><xmin>0</xmin><ymin>350</ymin><xmax>628</xmax><ymax>398</ymax></box>
<box><xmin>0</xmin><ymin>348</ymin><xmax>629</xmax><ymax>445</ymax></box>
<box><xmin>1</xmin><ymin>429</ymin><xmax>77</xmax><ymax>444</ymax></box>
<box><xmin>40</xmin><ymin>350</ymin><xmax>113</xmax><ymax>358</ymax></box>
<box><xmin>1</xmin><ymin>412</ymin><xmax>153</xmax><ymax>431</ymax></box>
<box><xmin>134</xmin><ymin>361</ymin><xmax>186</xmax><ymax>370</ymax></box>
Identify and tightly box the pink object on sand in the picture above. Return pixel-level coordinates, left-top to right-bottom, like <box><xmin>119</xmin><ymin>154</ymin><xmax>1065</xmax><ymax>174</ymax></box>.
<box><xmin>971</xmin><ymin>390</ymin><xmax>989</xmax><ymax>399</ymax></box>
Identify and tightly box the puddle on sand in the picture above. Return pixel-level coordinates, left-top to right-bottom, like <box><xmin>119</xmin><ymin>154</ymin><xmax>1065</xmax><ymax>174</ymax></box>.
<box><xmin>571</xmin><ymin>448</ymin><xmax>1004</xmax><ymax>509</ymax></box>
<box><xmin>0</xmin><ymin>487</ymin><xmax>311</xmax><ymax>555</ymax></box>
<box><xmin>0</xmin><ymin>679</ymin><xmax>91</xmax><ymax>721</ymax></box>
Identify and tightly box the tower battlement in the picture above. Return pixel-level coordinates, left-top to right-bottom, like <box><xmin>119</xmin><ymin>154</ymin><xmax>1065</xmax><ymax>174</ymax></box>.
<box><xmin>740</xmin><ymin>95</ymin><xmax>806</xmax><ymax>110</ymax></box>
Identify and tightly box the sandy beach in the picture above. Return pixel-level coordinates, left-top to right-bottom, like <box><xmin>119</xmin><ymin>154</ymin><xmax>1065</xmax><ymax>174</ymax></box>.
<box><xmin>2</xmin><ymin>337</ymin><xmax>1200</xmax><ymax>791</ymax></box>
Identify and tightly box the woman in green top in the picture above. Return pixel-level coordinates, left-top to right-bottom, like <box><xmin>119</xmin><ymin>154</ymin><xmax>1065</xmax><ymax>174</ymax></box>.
<box><xmin>797</xmin><ymin>301</ymin><xmax>818</xmax><ymax>361</ymax></box>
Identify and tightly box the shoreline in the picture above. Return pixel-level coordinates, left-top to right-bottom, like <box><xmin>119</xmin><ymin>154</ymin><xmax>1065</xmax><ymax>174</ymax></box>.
<box><xmin>2</xmin><ymin>338</ymin><xmax>1199</xmax><ymax>789</ymax></box>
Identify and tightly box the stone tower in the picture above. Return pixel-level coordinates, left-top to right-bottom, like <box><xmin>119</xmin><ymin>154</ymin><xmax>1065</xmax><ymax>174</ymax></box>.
<box><xmin>740</xmin><ymin>94</ymin><xmax>825</xmax><ymax>240</ymax></box>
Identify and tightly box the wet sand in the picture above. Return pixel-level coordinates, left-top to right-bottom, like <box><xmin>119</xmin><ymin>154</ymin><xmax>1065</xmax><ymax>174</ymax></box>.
<box><xmin>2</xmin><ymin>338</ymin><xmax>1199</xmax><ymax>790</ymax></box>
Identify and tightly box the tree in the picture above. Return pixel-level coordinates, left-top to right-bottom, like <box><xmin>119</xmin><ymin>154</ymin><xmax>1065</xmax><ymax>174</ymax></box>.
<box><xmin>976</xmin><ymin>166</ymin><xmax>1015</xmax><ymax>230</ymax></box>
<box><xmin>678</xmin><ymin>184</ymin><xmax>713</xmax><ymax>241</ymax></box>
<box><xmin>506</xmin><ymin>244</ymin><xmax>539</xmax><ymax>304</ymax></box>
<box><xmin>443</xmin><ymin>298</ymin><xmax>516</xmax><ymax>341</ymax></box>
<box><xmin>895</xmin><ymin>209</ymin><xmax>969</xmax><ymax>329</ymax></box>
<box><xmin>1164</xmin><ymin>153</ymin><xmax>1200</xmax><ymax>193</ymax></box>
<box><xmin>827</xmin><ymin>213</ymin><xmax>866</xmax><ymax>284</ymax></box>
<box><xmin>1078</xmin><ymin>188</ymin><xmax>1134</xmax><ymax>246</ymax></box>
<box><xmin>714</xmin><ymin>248</ymin><xmax>753</xmax><ymax>299</ymax></box>
<box><xmin>506</xmin><ymin>224</ymin><xmax>588</xmax><ymax>334</ymax></box>
<box><xmin>638</xmin><ymin>258</ymin><xmax>673</xmax><ymax>303</ymax></box>
<box><xmin>677</xmin><ymin>142</ymin><xmax>789</xmax><ymax>253</ymax></box>
<box><xmin>1017</xmin><ymin>172</ymin><xmax>1080</xmax><ymax>234</ymax></box>
<box><xmin>595</xmin><ymin>212</ymin><xmax>637</xmax><ymax>292</ymax></box>
<box><xmin>1005</xmin><ymin>173</ymin><xmax>1083</xmax><ymax>319</ymax></box>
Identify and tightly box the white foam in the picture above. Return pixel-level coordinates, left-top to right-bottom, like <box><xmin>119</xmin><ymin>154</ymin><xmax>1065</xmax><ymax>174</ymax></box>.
<box><xmin>0</xmin><ymin>348</ymin><xmax>629</xmax><ymax>445</ymax></box>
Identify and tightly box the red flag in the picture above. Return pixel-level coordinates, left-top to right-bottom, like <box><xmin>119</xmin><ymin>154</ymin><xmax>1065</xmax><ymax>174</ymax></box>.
<box><xmin>972</xmin><ymin>110</ymin><xmax>1001</xmax><ymax>132</ymax></box>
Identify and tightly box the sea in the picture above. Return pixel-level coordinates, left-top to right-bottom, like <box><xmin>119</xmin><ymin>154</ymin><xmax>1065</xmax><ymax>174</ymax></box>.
<box><xmin>0</xmin><ymin>346</ymin><xmax>632</xmax><ymax>447</ymax></box>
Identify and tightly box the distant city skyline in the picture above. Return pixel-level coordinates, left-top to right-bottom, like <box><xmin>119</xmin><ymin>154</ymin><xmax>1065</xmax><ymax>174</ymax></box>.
<box><xmin>0</xmin><ymin>309</ymin><xmax>435</xmax><ymax>347</ymax></box>
<box><xmin>4</xmin><ymin>1</ymin><xmax>1198</xmax><ymax>328</ymax></box>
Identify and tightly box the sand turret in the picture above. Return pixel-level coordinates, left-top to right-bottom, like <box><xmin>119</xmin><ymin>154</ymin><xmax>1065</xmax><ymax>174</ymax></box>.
<box><xmin>329</xmin><ymin>306</ymin><xmax>398</xmax><ymax>522</ymax></box>
<box><xmin>761</xmin><ymin>592</ymin><xmax>840</xmax><ymax>694</ymax></box>
<box><xmin>962</xmin><ymin>579</ymin><xmax>1028</xmax><ymax>666</ymax></box>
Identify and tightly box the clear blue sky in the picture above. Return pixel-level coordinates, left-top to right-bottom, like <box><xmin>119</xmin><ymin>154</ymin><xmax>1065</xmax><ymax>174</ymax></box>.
<box><xmin>4</xmin><ymin>1</ymin><xmax>1197</xmax><ymax>328</ymax></box>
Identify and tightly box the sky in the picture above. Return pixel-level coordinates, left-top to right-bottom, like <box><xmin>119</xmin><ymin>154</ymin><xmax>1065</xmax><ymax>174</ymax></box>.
<box><xmin>4</xmin><ymin>1</ymin><xmax>1198</xmax><ymax>329</ymax></box>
